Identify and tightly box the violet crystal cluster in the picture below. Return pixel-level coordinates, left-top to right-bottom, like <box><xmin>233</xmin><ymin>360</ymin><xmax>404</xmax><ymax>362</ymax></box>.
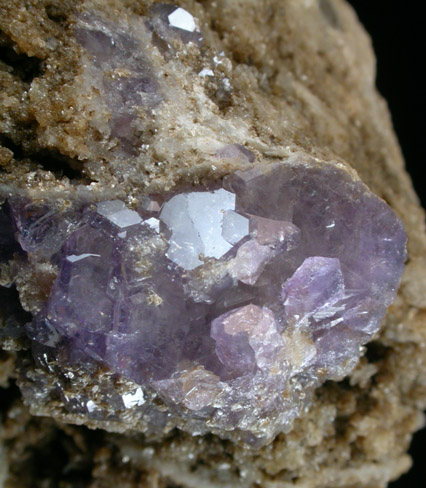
<box><xmin>3</xmin><ymin>158</ymin><xmax>407</xmax><ymax>445</ymax></box>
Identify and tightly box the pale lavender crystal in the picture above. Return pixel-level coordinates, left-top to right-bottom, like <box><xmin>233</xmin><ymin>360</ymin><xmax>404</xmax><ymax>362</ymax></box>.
<box><xmin>282</xmin><ymin>256</ymin><xmax>345</xmax><ymax>323</ymax></box>
<box><xmin>5</xmin><ymin>159</ymin><xmax>407</xmax><ymax>446</ymax></box>
<box><xmin>8</xmin><ymin>198</ymin><xmax>82</xmax><ymax>260</ymax></box>
<box><xmin>216</xmin><ymin>144</ymin><xmax>256</xmax><ymax>164</ymax></box>
<box><xmin>230</xmin><ymin>239</ymin><xmax>276</xmax><ymax>285</ymax></box>
<box><xmin>75</xmin><ymin>13</ymin><xmax>162</xmax><ymax>154</ymax></box>
<box><xmin>248</xmin><ymin>215</ymin><xmax>300</xmax><ymax>247</ymax></box>
<box><xmin>210</xmin><ymin>304</ymin><xmax>285</xmax><ymax>379</ymax></box>
<box><xmin>138</xmin><ymin>194</ymin><xmax>164</xmax><ymax>215</ymax></box>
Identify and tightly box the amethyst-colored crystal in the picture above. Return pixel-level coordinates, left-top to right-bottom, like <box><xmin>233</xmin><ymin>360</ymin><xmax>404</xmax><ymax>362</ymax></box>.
<box><xmin>5</xmin><ymin>159</ymin><xmax>407</xmax><ymax>445</ymax></box>
<box><xmin>216</xmin><ymin>144</ymin><xmax>256</xmax><ymax>164</ymax></box>
<box><xmin>210</xmin><ymin>304</ymin><xmax>285</xmax><ymax>379</ymax></box>
<box><xmin>75</xmin><ymin>13</ymin><xmax>162</xmax><ymax>154</ymax></box>
<box><xmin>8</xmin><ymin>197</ymin><xmax>82</xmax><ymax>260</ymax></box>
<box><xmin>282</xmin><ymin>256</ymin><xmax>345</xmax><ymax>323</ymax></box>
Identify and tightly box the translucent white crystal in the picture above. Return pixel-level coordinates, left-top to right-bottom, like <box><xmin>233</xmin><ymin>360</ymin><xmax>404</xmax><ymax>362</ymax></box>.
<box><xmin>199</xmin><ymin>68</ymin><xmax>214</xmax><ymax>77</ymax></box>
<box><xmin>97</xmin><ymin>200</ymin><xmax>125</xmax><ymax>216</ymax></box>
<box><xmin>86</xmin><ymin>400</ymin><xmax>97</xmax><ymax>413</ymax></box>
<box><xmin>160</xmin><ymin>188</ymin><xmax>236</xmax><ymax>269</ymax></box>
<box><xmin>145</xmin><ymin>217</ymin><xmax>160</xmax><ymax>232</ymax></box>
<box><xmin>122</xmin><ymin>388</ymin><xmax>145</xmax><ymax>408</ymax></box>
<box><xmin>168</xmin><ymin>8</ymin><xmax>197</xmax><ymax>33</ymax></box>
<box><xmin>66</xmin><ymin>253</ymin><xmax>101</xmax><ymax>263</ymax></box>
<box><xmin>97</xmin><ymin>200</ymin><xmax>142</xmax><ymax>228</ymax></box>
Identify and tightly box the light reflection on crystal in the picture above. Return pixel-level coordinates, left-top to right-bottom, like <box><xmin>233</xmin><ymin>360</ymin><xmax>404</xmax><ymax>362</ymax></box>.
<box><xmin>159</xmin><ymin>188</ymin><xmax>236</xmax><ymax>269</ymax></box>
<box><xmin>222</xmin><ymin>210</ymin><xmax>249</xmax><ymax>245</ymax></box>
<box><xmin>168</xmin><ymin>7</ymin><xmax>197</xmax><ymax>33</ymax></box>
<box><xmin>122</xmin><ymin>388</ymin><xmax>145</xmax><ymax>408</ymax></box>
<box><xmin>149</xmin><ymin>3</ymin><xmax>203</xmax><ymax>48</ymax></box>
<box><xmin>199</xmin><ymin>68</ymin><xmax>214</xmax><ymax>77</ymax></box>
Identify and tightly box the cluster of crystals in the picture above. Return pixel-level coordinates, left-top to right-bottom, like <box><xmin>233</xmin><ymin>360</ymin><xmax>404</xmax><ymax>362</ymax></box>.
<box><xmin>75</xmin><ymin>12</ymin><xmax>162</xmax><ymax>154</ymax></box>
<box><xmin>4</xmin><ymin>161</ymin><xmax>406</xmax><ymax>445</ymax></box>
<box><xmin>75</xmin><ymin>3</ymin><xmax>238</xmax><ymax>158</ymax></box>
<box><xmin>74</xmin><ymin>4</ymin><xmax>202</xmax><ymax>151</ymax></box>
<box><xmin>74</xmin><ymin>3</ymin><xmax>202</xmax><ymax>155</ymax></box>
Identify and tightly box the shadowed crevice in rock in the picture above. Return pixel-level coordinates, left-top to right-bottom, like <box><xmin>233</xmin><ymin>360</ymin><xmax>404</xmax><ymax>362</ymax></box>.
<box><xmin>44</xmin><ymin>1</ymin><xmax>71</xmax><ymax>24</ymax></box>
<box><xmin>0</xmin><ymin>412</ymin><xmax>100</xmax><ymax>488</ymax></box>
<box><xmin>0</xmin><ymin>201</ymin><xmax>20</xmax><ymax>262</ymax></box>
<box><xmin>365</xmin><ymin>341</ymin><xmax>391</xmax><ymax>364</ymax></box>
<box><xmin>0</xmin><ymin>285</ymin><xmax>32</xmax><ymax>343</ymax></box>
<box><xmin>0</xmin><ymin>133</ymin><xmax>86</xmax><ymax>181</ymax></box>
<box><xmin>0</xmin><ymin>33</ymin><xmax>43</xmax><ymax>83</ymax></box>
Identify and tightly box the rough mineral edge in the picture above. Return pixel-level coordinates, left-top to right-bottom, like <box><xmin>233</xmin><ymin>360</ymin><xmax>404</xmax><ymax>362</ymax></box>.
<box><xmin>0</xmin><ymin>0</ymin><xmax>425</xmax><ymax>487</ymax></box>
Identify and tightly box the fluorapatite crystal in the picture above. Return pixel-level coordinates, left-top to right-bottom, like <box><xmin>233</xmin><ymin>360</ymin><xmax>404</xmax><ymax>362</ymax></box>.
<box><xmin>2</xmin><ymin>157</ymin><xmax>406</xmax><ymax>446</ymax></box>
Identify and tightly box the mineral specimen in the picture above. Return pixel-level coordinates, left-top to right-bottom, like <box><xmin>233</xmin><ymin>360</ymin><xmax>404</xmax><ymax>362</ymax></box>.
<box><xmin>2</xmin><ymin>157</ymin><xmax>406</xmax><ymax>445</ymax></box>
<box><xmin>1</xmin><ymin>0</ymin><xmax>424</xmax><ymax>487</ymax></box>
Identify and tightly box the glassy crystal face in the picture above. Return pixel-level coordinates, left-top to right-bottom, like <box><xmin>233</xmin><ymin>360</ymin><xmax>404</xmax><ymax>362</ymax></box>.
<box><xmin>5</xmin><ymin>161</ymin><xmax>407</xmax><ymax>445</ymax></box>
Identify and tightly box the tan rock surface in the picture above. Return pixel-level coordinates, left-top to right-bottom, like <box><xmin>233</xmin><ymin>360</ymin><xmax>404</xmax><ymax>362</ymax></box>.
<box><xmin>1</xmin><ymin>1</ymin><xmax>425</xmax><ymax>487</ymax></box>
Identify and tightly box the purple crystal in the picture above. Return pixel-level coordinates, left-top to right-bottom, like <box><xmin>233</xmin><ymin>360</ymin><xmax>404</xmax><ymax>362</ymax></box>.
<box><xmin>6</xmin><ymin>158</ymin><xmax>407</xmax><ymax>445</ymax></box>
<box><xmin>216</xmin><ymin>144</ymin><xmax>256</xmax><ymax>164</ymax></box>
<box><xmin>210</xmin><ymin>304</ymin><xmax>285</xmax><ymax>379</ymax></box>
<box><xmin>248</xmin><ymin>215</ymin><xmax>300</xmax><ymax>247</ymax></box>
<box><xmin>75</xmin><ymin>13</ymin><xmax>162</xmax><ymax>154</ymax></box>
<box><xmin>8</xmin><ymin>197</ymin><xmax>82</xmax><ymax>260</ymax></box>
<box><xmin>282</xmin><ymin>256</ymin><xmax>345</xmax><ymax>323</ymax></box>
<box><xmin>230</xmin><ymin>239</ymin><xmax>276</xmax><ymax>285</ymax></box>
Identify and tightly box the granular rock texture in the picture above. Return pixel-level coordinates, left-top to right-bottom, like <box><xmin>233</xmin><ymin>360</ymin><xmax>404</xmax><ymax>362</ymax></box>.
<box><xmin>0</xmin><ymin>1</ymin><xmax>425</xmax><ymax>488</ymax></box>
